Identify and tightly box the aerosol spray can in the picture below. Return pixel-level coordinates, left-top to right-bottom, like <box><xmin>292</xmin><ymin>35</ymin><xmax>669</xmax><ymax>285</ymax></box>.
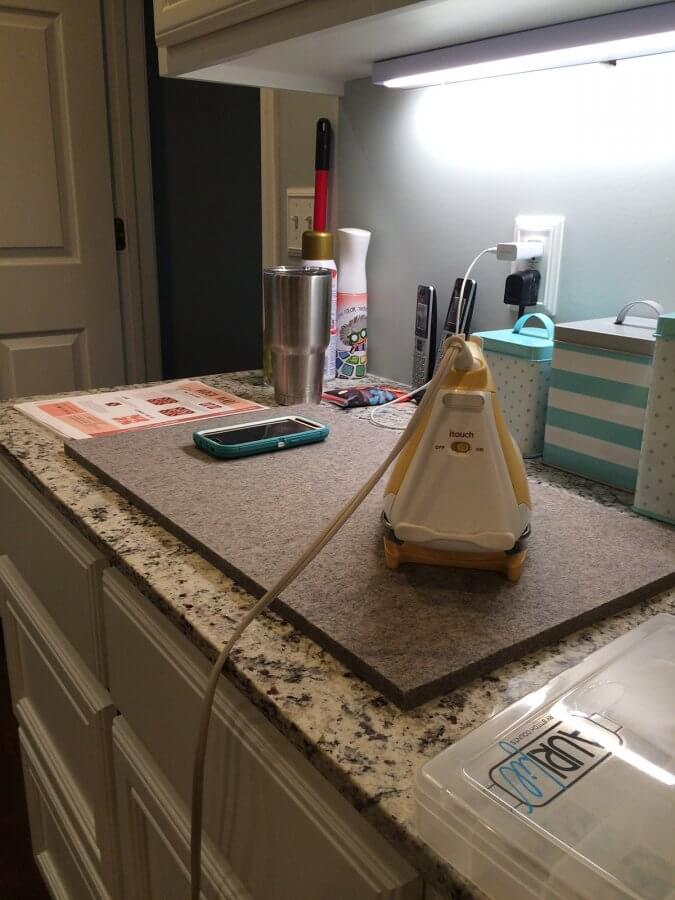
<box><xmin>336</xmin><ymin>228</ymin><xmax>371</xmax><ymax>379</ymax></box>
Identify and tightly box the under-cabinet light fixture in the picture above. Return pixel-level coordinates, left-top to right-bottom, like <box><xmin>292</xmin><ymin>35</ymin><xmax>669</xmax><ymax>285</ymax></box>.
<box><xmin>372</xmin><ymin>2</ymin><xmax>675</xmax><ymax>88</ymax></box>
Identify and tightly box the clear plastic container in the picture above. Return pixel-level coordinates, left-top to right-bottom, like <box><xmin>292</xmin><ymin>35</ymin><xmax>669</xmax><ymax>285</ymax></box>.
<box><xmin>415</xmin><ymin>614</ymin><xmax>675</xmax><ymax>900</ymax></box>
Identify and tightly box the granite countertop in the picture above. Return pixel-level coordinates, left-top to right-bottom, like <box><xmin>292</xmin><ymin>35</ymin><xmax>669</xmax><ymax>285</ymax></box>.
<box><xmin>1</xmin><ymin>371</ymin><xmax>673</xmax><ymax>899</ymax></box>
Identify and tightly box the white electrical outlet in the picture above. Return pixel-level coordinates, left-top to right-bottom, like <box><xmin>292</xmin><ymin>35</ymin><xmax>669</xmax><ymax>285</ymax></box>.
<box><xmin>286</xmin><ymin>187</ymin><xmax>314</xmax><ymax>257</ymax></box>
<box><xmin>511</xmin><ymin>215</ymin><xmax>565</xmax><ymax>316</ymax></box>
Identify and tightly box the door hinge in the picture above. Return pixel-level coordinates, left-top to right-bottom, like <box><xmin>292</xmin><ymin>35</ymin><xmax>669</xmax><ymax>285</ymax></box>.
<box><xmin>114</xmin><ymin>217</ymin><xmax>126</xmax><ymax>251</ymax></box>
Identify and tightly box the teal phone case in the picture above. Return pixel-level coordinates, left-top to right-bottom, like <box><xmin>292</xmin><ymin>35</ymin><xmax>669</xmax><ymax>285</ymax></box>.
<box><xmin>193</xmin><ymin>420</ymin><xmax>329</xmax><ymax>459</ymax></box>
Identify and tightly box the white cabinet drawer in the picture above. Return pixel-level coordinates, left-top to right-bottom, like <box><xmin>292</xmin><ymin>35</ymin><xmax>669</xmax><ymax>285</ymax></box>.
<box><xmin>0</xmin><ymin>557</ymin><xmax>120</xmax><ymax>897</ymax></box>
<box><xmin>20</xmin><ymin>724</ymin><xmax>111</xmax><ymax>900</ymax></box>
<box><xmin>0</xmin><ymin>456</ymin><xmax>107</xmax><ymax>679</ymax></box>
<box><xmin>103</xmin><ymin>569</ymin><xmax>421</xmax><ymax>900</ymax></box>
<box><xmin>113</xmin><ymin>716</ymin><xmax>251</xmax><ymax>900</ymax></box>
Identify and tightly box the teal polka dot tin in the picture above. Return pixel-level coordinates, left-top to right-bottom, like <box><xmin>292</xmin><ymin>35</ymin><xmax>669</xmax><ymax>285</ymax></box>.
<box><xmin>634</xmin><ymin>312</ymin><xmax>675</xmax><ymax>525</ymax></box>
<box><xmin>474</xmin><ymin>312</ymin><xmax>554</xmax><ymax>459</ymax></box>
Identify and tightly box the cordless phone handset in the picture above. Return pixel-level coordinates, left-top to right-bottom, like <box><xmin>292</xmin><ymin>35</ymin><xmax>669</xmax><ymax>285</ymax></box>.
<box><xmin>411</xmin><ymin>285</ymin><xmax>437</xmax><ymax>390</ymax></box>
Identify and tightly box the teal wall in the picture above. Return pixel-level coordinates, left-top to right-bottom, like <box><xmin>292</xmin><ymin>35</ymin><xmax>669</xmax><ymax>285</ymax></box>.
<box><xmin>337</xmin><ymin>55</ymin><xmax>675</xmax><ymax>382</ymax></box>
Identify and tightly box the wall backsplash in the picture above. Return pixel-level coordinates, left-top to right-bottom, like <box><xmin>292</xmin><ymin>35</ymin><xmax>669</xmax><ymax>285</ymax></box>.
<box><xmin>337</xmin><ymin>54</ymin><xmax>675</xmax><ymax>382</ymax></box>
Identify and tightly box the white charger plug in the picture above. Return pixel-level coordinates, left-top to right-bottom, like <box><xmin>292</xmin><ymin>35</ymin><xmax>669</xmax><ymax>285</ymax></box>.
<box><xmin>496</xmin><ymin>241</ymin><xmax>544</xmax><ymax>261</ymax></box>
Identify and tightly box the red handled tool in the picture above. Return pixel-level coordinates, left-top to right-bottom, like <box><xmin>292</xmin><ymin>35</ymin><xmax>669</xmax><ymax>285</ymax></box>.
<box><xmin>313</xmin><ymin>118</ymin><xmax>332</xmax><ymax>232</ymax></box>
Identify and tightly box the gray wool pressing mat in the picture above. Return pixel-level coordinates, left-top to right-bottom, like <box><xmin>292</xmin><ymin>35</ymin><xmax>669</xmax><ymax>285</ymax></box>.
<box><xmin>66</xmin><ymin>404</ymin><xmax>675</xmax><ymax>708</ymax></box>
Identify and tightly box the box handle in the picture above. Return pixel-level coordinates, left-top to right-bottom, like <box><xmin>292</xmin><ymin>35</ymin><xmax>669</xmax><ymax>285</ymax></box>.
<box><xmin>615</xmin><ymin>300</ymin><xmax>664</xmax><ymax>324</ymax></box>
<box><xmin>513</xmin><ymin>312</ymin><xmax>554</xmax><ymax>340</ymax></box>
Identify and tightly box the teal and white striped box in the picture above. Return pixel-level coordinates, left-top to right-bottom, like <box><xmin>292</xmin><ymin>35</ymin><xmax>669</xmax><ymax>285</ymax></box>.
<box><xmin>543</xmin><ymin>302</ymin><xmax>662</xmax><ymax>491</ymax></box>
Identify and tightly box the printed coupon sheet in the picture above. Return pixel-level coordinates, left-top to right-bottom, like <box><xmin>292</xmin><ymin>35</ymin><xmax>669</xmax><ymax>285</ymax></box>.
<box><xmin>15</xmin><ymin>381</ymin><xmax>266</xmax><ymax>440</ymax></box>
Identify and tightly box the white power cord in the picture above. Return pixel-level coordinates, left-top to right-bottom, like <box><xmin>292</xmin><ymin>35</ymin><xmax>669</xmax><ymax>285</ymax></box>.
<box><xmin>369</xmin><ymin>383</ymin><xmax>427</xmax><ymax>430</ymax></box>
<box><xmin>456</xmin><ymin>246</ymin><xmax>497</xmax><ymax>336</ymax></box>
<box><xmin>189</xmin><ymin>336</ymin><xmax>470</xmax><ymax>900</ymax></box>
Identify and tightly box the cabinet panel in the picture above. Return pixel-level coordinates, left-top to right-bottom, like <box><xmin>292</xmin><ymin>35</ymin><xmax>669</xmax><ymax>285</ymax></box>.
<box><xmin>103</xmin><ymin>569</ymin><xmax>421</xmax><ymax>900</ymax></box>
<box><xmin>0</xmin><ymin>331</ymin><xmax>86</xmax><ymax>398</ymax></box>
<box><xmin>20</xmin><ymin>725</ymin><xmax>111</xmax><ymax>900</ymax></box>
<box><xmin>153</xmin><ymin>0</ymin><xmax>301</xmax><ymax>45</ymax></box>
<box><xmin>0</xmin><ymin>557</ymin><xmax>120</xmax><ymax>897</ymax></box>
<box><xmin>0</xmin><ymin>10</ymin><xmax>63</xmax><ymax>250</ymax></box>
<box><xmin>0</xmin><ymin>456</ymin><xmax>108</xmax><ymax>679</ymax></box>
<box><xmin>113</xmin><ymin>717</ymin><xmax>250</xmax><ymax>900</ymax></box>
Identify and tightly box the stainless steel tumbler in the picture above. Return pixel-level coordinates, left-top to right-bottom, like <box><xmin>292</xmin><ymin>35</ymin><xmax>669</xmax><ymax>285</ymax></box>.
<box><xmin>263</xmin><ymin>266</ymin><xmax>332</xmax><ymax>405</ymax></box>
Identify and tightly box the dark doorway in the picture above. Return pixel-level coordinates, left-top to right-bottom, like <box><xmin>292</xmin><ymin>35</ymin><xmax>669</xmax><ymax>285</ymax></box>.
<box><xmin>144</xmin><ymin>2</ymin><xmax>263</xmax><ymax>379</ymax></box>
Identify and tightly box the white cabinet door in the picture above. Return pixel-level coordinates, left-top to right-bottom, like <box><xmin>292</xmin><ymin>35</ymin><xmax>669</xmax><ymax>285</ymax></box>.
<box><xmin>20</xmin><ymin>726</ymin><xmax>111</xmax><ymax>900</ymax></box>
<box><xmin>103</xmin><ymin>570</ymin><xmax>422</xmax><ymax>900</ymax></box>
<box><xmin>0</xmin><ymin>557</ymin><xmax>120</xmax><ymax>898</ymax></box>
<box><xmin>113</xmin><ymin>716</ymin><xmax>251</xmax><ymax>900</ymax></box>
<box><xmin>0</xmin><ymin>0</ymin><xmax>125</xmax><ymax>398</ymax></box>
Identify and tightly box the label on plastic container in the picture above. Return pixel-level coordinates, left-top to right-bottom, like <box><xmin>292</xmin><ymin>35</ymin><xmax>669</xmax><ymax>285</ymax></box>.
<box><xmin>336</xmin><ymin>291</ymin><xmax>367</xmax><ymax>379</ymax></box>
<box><xmin>467</xmin><ymin>712</ymin><xmax>623</xmax><ymax>816</ymax></box>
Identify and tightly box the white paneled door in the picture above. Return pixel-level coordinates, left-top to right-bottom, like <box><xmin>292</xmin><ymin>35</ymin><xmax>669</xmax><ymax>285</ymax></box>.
<box><xmin>0</xmin><ymin>0</ymin><xmax>126</xmax><ymax>399</ymax></box>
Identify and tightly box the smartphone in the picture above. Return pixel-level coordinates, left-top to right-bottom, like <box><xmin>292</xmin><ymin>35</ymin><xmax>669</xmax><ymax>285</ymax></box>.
<box><xmin>411</xmin><ymin>285</ymin><xmax>437</xmax><ymax>390</ymax></box>
<box><xmin>194</xmin><ymin>415</ymin><xmax>329</xmax><ymax>459</ymax></box>
<box><xmin>443</xmin><ymin>277</ymin><xmax>477</xmax><ymax>341</ymax></box>
<box><xmin>429</xmin><ymin>278</ymin><xmax>478</xmax><ymax>384</ymax></box>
